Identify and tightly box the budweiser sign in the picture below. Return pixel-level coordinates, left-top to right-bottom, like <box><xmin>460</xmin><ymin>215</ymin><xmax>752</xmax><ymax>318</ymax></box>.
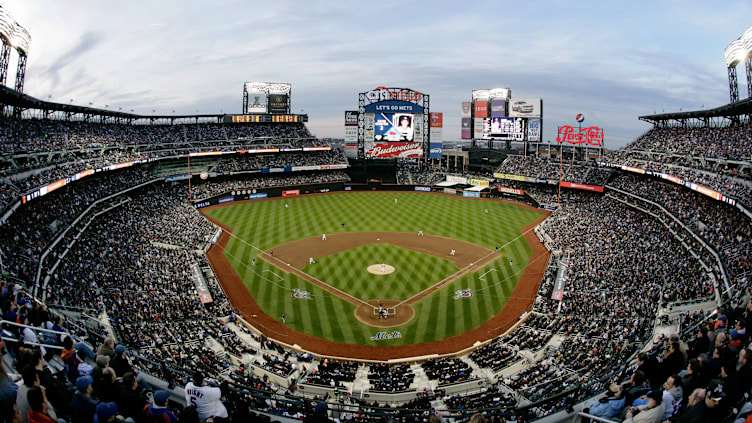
<box><xmin>366</xmin><ymin>142</ymin><xmax>423</xmax><ymax>158</ymax></box>
<box><xmin>556</xmin><ymin>126</ymin><xmax>604</xmax><ymax>146</ymax></box>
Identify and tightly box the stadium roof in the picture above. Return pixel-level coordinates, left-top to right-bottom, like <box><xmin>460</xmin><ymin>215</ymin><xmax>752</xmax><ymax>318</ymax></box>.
<box><xmin>639</xmin><ymin>98</ymin><xmax>752</xmax><ymax>124</ymax></box>
<box><xmin>0</xmin><ymin>85</ymin><xmax>226</xmax><ymax>120</ymax></box>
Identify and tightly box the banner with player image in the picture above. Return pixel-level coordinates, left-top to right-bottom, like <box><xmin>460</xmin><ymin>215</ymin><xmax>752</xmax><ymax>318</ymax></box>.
<box><xmin>246</xmin><ymin>92</ymin><xmax>267</xmax><ymax>113</ymax></box>
<box><xmin>374</xmin><ymin>113</ymin><xmax>415</xmax><ymax>142</ymax></box>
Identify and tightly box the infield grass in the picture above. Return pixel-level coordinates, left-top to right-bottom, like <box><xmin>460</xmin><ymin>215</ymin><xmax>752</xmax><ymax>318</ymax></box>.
<box><xmin>204</xmin><ymin>192</ymin><xmax>544</xmax><ymax>346</ymax></box>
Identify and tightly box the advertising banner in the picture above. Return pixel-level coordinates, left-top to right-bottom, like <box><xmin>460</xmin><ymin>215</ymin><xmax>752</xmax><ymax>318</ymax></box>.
<box><xmin>473</xmin><ymin>118</ymin><xmax>484</xmax><ymax>139</ymax></box>
<box><xmin>268</xmin><ymin>94</ymin><xmax>289</xmax><ymax>114</ymax></box>
<box><xmin>345</xmin><ymin>111</ymin><xmax>359</xmax><ymax>126</ymax></box>
<box><xmin>493</xmin><ymin>173</ymin><xmax>525</xmax><ymax>181</ymax></box>
<box><xmin>461</xmin><ymin>118</ymin><xmax>472</xmax><ymax>139</ymax></box>
<box><xmin>430</xmin><ymin>126</ymin><xmax>442</xmax><ymax>143</ymax></box>
<box><xmin>345</xmin><ymin>126</ymin><xmax>357</xmax><ymax>144</ymax></box>
<box><xmin>509</xmin><ymin>98</ymin><xmax>542</xmax><ymax>118</ymax></box>
<box><xmin>414</xmin><ymin>186</ymin><xmax>431</xmax><ymax>192</ymax></box>
<box><xmin>447</xmin><ymin>175</ymin><xmax>468</xmax><ymax>184</ymax></box>
<box><xmin>414</xmin><ymin>120</ymin><xmax>424</xmax><ymax>144</ymax></box>
<box><xmin>551</xmin><ymin>258</ymin><xmax>568</xmax><ymax>301</ymax></box>
<box><xmin>527</xmin><ymin>118</ymin><xmax>541</xmax><ymax>142</ymax></box>
<box><xmin>365</xmin><ymin>142</ymin><xmax>423</xmax><ymax>158</ymax></box>
<box><xmin>461</xmin><ymin>102</ymin><xmax>472</xmax><ymax>118</ymax></box>
<box><xmin>490</xmin><ymin>99</ymin><xmax>506</xmax><ymax>117</ymax></box>
<box><xmin>499</xmin><ymin>187</ymin><xmax>524</xmax><ymax>195</ymax></box>
<box><xmin>444</xmin><ymin>188</ymin><xmax>457</xmax><ymax>194</ymax></box>
<box><xmin>556</xmin><ymin>126</ymin><xmax>604</xmax><ymax>146</ymax></box>
<box><xmin>468</xmin><ymin>178</ymin><xmax>490</xmax><ymax>188</ymax></box>
<box><xmin>560</xmin><ymin>181</ymin><xmax>604</xmax><ymax>192</ymax></box>
<box><xmin>364</xmin><ymin>113</ymin><xmax>375</xmax><ymax>142</ymax></box>
<box><xmin>364</xmin><ymin>100</ymin><xmax>424</xmax><ymax>114</ymax></box>
<box><xmin>246</xmin><ymin>92</ymin><xmax>267</xmax><ymax>114</ymax></box>
<box><xmin>463</xmin><ymin>191</ymin><xmax>481</xmax><ymax>198</ymax></box>
<box><xmin>282</xmin><ymin>189</ymin><xmax>300</xmax><ymax>197</ymax></box>
<box><xmin>374</xmin><ymin>113</ymin><xmax>415</xmax><ymax>141</ymax></box>
<box><xmin>539</xmin><ymin>204</ymin><xmax>558</xmax><ymax>211</ymax></box>
<box><xmin>429</xmin><ymin>142</ymin><xmax>442</xmax><ymax>159</ymax></box>
<box><xmin>218</xmin><ymin>196</ymin><xmax>234</xmax><ymax>204</ymax></box>
<box><xmin>430</xmin><ymin>112</ymin><xmax>443</xmax><ymax>127</ymax></box>
<box><xmin>474</xmin><ymin>101</ymin><xmax>488</xmax><ymax>118</ymax></box>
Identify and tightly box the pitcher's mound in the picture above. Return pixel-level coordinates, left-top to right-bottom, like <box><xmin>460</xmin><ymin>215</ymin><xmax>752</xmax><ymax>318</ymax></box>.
<box><xmin>367</xmin><ymin>264</ymin><xmax>395</xmax><ymax>275</ymax></box>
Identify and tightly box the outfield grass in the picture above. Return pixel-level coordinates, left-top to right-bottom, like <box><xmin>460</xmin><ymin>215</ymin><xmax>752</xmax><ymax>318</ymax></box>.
<box><xmin>205</xmin><ymin>192</ymin><xmax>544</xmax><ymax>346</ymax></box>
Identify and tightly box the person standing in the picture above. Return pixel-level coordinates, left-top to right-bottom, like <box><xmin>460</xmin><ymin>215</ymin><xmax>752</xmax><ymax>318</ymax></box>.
<box><xmin>322</xmin><ymin>234</ymin><xmax>327</xmax><ymax>241</ymax></box>
<box><xmin>184</xmin><ymin>373</ymin><xmax>228</xmax><ymax>421</ymax></box>
<box><xmin>281</xmin><ymin>313</ymin><xmax>286</xmax><ymax>325</ymax></box>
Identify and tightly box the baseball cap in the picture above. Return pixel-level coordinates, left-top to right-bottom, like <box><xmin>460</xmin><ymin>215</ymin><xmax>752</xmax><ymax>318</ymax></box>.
<box><xmin>153</xmin><ymin>390</ymin><xmax>170</xmax><ymax>406</ymax></box>
<box><xmin>115</xmin><ymin>345</ymin><xmax>126</xmax><ymax>353</ymax></box>
<box><xmin>646</xmin><ymin>390</ymin><xmax>663</xmax><ymax>404</ymax></box>
<box><xmin>708</xmin><ymin>381</ymin><xmax>727</xmax><ymax>400</ymax></box>
<box><xmin>76</xmin><ymin>375</ymin><xmax>94</xmax><ymax>392</ymax></box>
<box><xmin>96</xmin><ymin>402</ymin><xmax>118</xmax><ymax>421</ymax></box>
<box><xmin>730</xmin><ymin>329</ymin><xmax>739</xmax><ymax>340</ymax></box>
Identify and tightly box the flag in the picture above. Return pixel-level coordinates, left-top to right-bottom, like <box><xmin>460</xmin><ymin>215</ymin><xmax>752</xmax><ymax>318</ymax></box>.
<box><xmin>679</xmin><ymin>107</ymin><xmax>682</xmax><ymax>111</ymax></box>
<box><xmin>48</xmin><ymin>95</ymin><xmax>52</xmax><ymax>100</ymax></box>
<box><xmin>152</xmin><ymin>109</ymin><xmax>155</xmax><ymax>113</ymax></box>
<box><xmin>701</xmin><ymin>104</ymin><xmax>704</xmax><ymax>108</ymax></box>
<box><xmin>89</xmin><ymin>102</ymin><xmax>93</xmax><ymax>106</ymax></box>
<box><xmin>130</xmin><ymin>109</ymin><xmax>134</xmax><ymax>112</ymax></box>
<box><xmin>118</xmin><ymin>107</ymin><xmax>122</xmax><ymax>111</ymax></box>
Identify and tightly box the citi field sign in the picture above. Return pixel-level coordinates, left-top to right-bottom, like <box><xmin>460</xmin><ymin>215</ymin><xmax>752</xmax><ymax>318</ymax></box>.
<box><xmin>366</xmin><ymin>87</ymin><xmax>424</xmax><ymax>104</ymax></box>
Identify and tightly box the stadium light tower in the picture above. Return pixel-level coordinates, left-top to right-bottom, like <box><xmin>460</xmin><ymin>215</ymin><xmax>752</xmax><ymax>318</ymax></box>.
<box><xmin>0</xmin><ymin>6</ymin><xmax>15</xmax><ymax>87</ymax></box>
<box><xmin>11</xmin><ymin>22</ymin><xmax>30</xmax><ymax>92</ymax></box>
<box><xmin>724</xmin><ymin>26</ymin><xmax>752</xmax><ymax>103</ymax></box>
<box><xmin>742</xmin><ymin>27</ymin><xmax>752</xmax><ymax>99</ymax></box>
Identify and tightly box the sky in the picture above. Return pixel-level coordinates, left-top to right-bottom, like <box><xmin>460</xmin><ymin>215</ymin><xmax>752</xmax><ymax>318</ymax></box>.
<box><xmin>4</xmin><ymin>0</ymin><xmax>752</xmax><ymax>149</ymax></box>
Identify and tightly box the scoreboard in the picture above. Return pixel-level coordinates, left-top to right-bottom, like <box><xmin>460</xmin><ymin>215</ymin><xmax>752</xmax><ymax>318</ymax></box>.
<box><xmin>224</xmin><ymin>114</ymin><xmax>307</xmax><ymax>123</ymax></box>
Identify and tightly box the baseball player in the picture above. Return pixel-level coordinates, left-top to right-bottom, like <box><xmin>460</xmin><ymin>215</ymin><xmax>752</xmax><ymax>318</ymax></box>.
<box><xmin>418</xmin><ymin>230</ymin><xmax>424</xmax><ymax>236</ymax></box>
<box><xmin>309</xmin><ymin>257</ymin><xmax>315</xmax><ymax>264</ymax></box>
<box><xmin>281</xmin><ymin>312</ymin><xmax>286</xmax><ymax>325</ymax></box>
<box><xmin>450</xmin><ymin>249</ymin><xmax>456</xmax><ymax>256</ymax></box>
<box><xmin>285</xmin><ymin>203</ymin><xmax>289</xmax><ymax>208</ymax></box>
<box><xmin>322</xmin><ymin>233</ymin><xmax>327</xmax><ymax>240</ymax></box>
<box><xmin>381</xmin><ymin>263</ymin><xmax>386</xmax><ymax>272</ymax></box>
<box><xmin>184</xmin><ymin>372</ymin><xmax>228</xmax><ymax>421</ymax></box>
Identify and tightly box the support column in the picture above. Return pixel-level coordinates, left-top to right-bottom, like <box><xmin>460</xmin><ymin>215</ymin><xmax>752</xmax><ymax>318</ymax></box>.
<box><xmin>14</xmin><ymin>53</ymin><xmax>26</xmax><ymax>92</ymax></box>
<box><xmin>0</xmin><ymin>43</ymin><xmax>10</xmax><ymax>86</ymax></box>
<box><xmin>728</xmin><ymin>66</ymin><xmax>739</xmax><ymax>103</ymax></box>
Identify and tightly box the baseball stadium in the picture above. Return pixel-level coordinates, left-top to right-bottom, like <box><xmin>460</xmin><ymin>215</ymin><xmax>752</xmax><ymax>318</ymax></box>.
<box><xmin>0</xmin><ymin>3</ymin><xmax>751</xmax><ymax>423</ymax></box>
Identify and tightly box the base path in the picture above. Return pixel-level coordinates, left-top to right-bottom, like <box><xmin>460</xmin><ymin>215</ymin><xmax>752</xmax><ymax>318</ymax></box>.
<box><xmin>202</xmin><ymin>198</ymin><xmax>550</xmax><ymax>361</ymax></box>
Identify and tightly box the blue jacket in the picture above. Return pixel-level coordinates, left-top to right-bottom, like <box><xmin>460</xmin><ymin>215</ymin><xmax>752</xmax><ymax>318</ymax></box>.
<box><xmin>589</xmin><ymin>396</ymin><xmax>625</xmax><ymax>419</ymax></box>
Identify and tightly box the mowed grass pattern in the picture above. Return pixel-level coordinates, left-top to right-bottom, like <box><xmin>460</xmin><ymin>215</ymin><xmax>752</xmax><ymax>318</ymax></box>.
<box><xmin>304</xmin><ymin>244</ymin><xmax>458</xmax><ymax>301</ymax></box>
<box><xmin>205</xmin><ymin>192</ymin><xmax>544</xmax><ymax>346</ymax></box>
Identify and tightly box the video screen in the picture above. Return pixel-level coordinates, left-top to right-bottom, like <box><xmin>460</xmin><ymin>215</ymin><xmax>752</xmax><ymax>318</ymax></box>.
<box><xmin>374</xmin><ymin>113</ymin><xmax>414</xmax><ymax>142</ymax></box>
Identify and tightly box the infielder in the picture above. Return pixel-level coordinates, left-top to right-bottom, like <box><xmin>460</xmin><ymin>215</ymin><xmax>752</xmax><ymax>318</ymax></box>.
<box><xmin>309</xmin><ymin>257</ymin><xmax>315</xmax><ymax>264</ymax></box>
<box><xmin>322</xmin><ymin>233</ymin><xmax>327</xmax><ymax>240</ymax></box>
<box><xmin>418</xmin><ymin>230</ymin><xmax>424</xmax><ymax>236</ymax></box>
<box><xmin>450</xmin><ymin>249</ymin><xmax>456</xmax><ymax>256</ymax></box>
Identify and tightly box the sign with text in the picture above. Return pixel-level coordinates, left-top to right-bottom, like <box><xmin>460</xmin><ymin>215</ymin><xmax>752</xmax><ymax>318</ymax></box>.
<box><xmin>556</xmin><ymin>126</ymin><xmax>604</xmax><ymax>146</ymax></box>
<box><xmin>461</xmin><ymin>118</ymin><xmax>472</xmax><ymax>139</ymax></box>
<box><xmin>365</xmin><ymin>142</ymin><xmax>423</xmax><ymax>158</ymax></box>
<box><xmin>474</xmin><ymin>101</ymin><xmax>488</xmax><ymax>118</ymax></box>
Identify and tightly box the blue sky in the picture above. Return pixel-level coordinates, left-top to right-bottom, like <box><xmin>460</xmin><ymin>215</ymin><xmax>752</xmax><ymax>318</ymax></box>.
<box><xmin>5</xmin><ymin>0</ymin><xmax>751</xmax><ymax>148</ymax></box>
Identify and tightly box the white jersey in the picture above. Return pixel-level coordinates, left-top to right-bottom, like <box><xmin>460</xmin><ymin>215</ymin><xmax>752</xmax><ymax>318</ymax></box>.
<box><xmin>185</xmin><ymin>382</ymin><xmax>228</xmax><ymax>419</ymax></box>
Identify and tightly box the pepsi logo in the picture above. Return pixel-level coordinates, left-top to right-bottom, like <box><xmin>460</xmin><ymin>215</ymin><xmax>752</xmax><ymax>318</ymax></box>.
<box><xmin>576</xmin><ymin>114</ymin><xmax>584</xmax><ymax>123</ymax></box>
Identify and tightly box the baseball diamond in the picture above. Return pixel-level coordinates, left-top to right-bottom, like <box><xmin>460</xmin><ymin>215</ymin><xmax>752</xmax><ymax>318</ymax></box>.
<box><xmin>202</xmin><ymin>191</ymin><xmax>549</xmax><ymax>359</ymax></box>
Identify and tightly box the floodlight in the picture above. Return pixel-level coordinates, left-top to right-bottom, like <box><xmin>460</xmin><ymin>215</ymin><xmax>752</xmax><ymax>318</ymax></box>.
<box><xmin>724</xmin><ymin>39</ymin><xmax>745</xmax><ymax>67</ymax></box>
<box><xmin>11</xmin><ymin>22</ymin><xmax>29</xmax><ymax>54</ymax></box>
<box><xmin>0</xmin><ymin>7</ymin><xmax>14</xmax><ymax>44</ymax></box>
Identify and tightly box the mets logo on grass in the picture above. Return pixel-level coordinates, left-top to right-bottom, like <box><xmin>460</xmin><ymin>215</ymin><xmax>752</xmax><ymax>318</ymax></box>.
<box><xmin>371</xmin><ymin>331</ymin><xmax>403</xmax><ymax>341</ymax></box>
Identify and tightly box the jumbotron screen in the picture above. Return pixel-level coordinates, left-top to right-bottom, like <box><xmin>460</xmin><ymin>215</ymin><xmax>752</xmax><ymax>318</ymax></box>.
<box><xmin>373</xmin><ymin>113</ymin><xmax>415</xmax><ymax>142</ymax></box>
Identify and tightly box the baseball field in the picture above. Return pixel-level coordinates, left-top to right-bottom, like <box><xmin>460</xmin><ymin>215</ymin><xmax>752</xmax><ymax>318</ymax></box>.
<box><xmin>202</xmin><ymin>191</ymin><xmax>548</xmax><ymax>357</ymax></box>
